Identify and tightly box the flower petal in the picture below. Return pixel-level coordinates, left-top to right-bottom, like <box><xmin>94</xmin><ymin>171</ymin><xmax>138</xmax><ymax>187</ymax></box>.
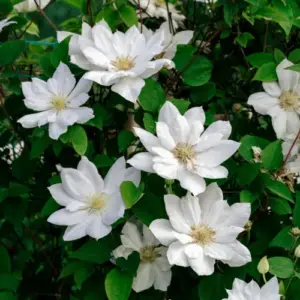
<box><xmin>195</xmin><ymin>165</ymin><xmax>228</xmax><ymax>179</ymax></box>
<box><xmin>248</xmin><ymin>92</ymin><xmax>278</xmax><ymax>115</ymax></box>
<box><xmin>134</xmin><ymin>127</ymin><xmax>161</xmax><ymax>153</ymax></box>
<box><xmin>121</xmin><ymin>222</ymin><xmax>144</xmax><ymax>251</ymax></box>
<box><xmin>158</xmin><ymin>101</ymin><xmax>181</xmax><ymax>128</ymax></box>
<box><xmin>177</xmin><ymin>169</ymin><xmax>206</xmax><ymax>195</ymax></box>
<box><xmin>156</xmin><ymin>122</ymin><xmax>176</xmax><ymax>150</ymax></box>
<box><xmin>261</xmin><ymin>277</ymin><xmax>280</xmax><ymax>300</ymax></box>
<box><xmin>62</xmin><ymin>219</ymin><xmax>91</xmax><ymax>241</ymax></box>
<box><xmin>201</xmin><ymin>121</ymin><xmax>232</xmax><ymax>140</ymax></box>
<box><xmin>132</xmin><ymin>263</ymin><xmax>155</xmax><ymax>293</ymax></box>
<box><xmin>47</xmin><ymin>208</ymin><xmax>89</xmax><ymax>226</ymax></box>
<box><xmin>277</xmin><ymin>59</ymin><xmax>300</xmax><ymax>92</ymax></box>
<box><xmin>86</xmin><ymin>217</ymin><xmax>111</xmax><ymax>240</ymax></box>
<box><xmin>188</xmin><ymin>246</ymin><xmax>215</xmax><ymax>276</ymax></box>
<box><xmin>18</xmin><ymin>110</ymin><xmax>55</xmax><ymax>129</ymax></box>
<box><xmin>184</xmin><ymin>107</ymin><xmax>205</xmax><ymax>126</ymax></box>
<box><xmin>149</xmin><ymin>219</ymin><xmax>176</xmax><ymax>246</ymax></box>
<box><xmin>127</xmin><ymin>152</ymin><xmax>155</xmax><ymax>173</ymax></box>
<box><xmin>167</xmin><ymin>241</ymin><xmax>189</xmax><ymax>267</ymax></box>
<box><xmin>221</xmin><ymin>241</ymin><xmax>252</xmax><ymax>267</ymax></box>
<box><xmin>48</xmin><ymin>183</ymin><xmax>75</xmax><ymax>206</ymax></box>
<box><xmin>263</xmin><ymin>82</ymin><xmax>282</xmax><ymax>97</ymax></box>
<box><xmin>153</xmin><ymin>265</ymin><xmax>171</xmax><ymax>292</ymax></box>
<box><xmin>83</xmin><ymin>70</ymin><xmax>122</xmax><ymax>86</ymax></box>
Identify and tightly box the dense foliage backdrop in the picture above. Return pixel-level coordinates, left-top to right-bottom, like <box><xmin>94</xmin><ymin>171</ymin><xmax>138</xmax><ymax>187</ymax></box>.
<box><xmin>1</xmin><ymin>0</ymin><xmax>300</xmax><ymax>299</ymax></box>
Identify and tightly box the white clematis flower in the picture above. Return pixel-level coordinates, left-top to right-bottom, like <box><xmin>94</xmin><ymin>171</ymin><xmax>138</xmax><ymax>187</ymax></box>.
<box><xmin>248</xmin><ymin>59</ymin><xmax>300</xmax><ymax>139</ymax></box>
<box><xmin>113</xmin><ymin>222</ymin><xmax>172</xmax><ymax>292</ymax></box>
<box><xmin>142</xmin><ymin>21</ymin><xmax>194</xmax><ymax>60</ymax></box>
<box><xmin>48</xmin><ymin>157</ymin><xmax>141</xmax><ymax>241</ymax></box>
<box><xmin>149</xmin><ymin>183</ymin><xmax>251</xmax><ymax>275</ymax></box>
<box><xmin>57</xmin><ymin>20</ymin><xmax>174</xmax><ymax>103</ymax></box>
<box><xmin>223</xmin><ymin>277</ymin><xmax>280</xmax><ymax>300</ymax></box>
<box><xmin>0</xmin><ymin>18</ymin><xmax>16</xmax><ymax>32</ymax></box>
<box><xmin>14</xmin><ymin>0</ymin><xmax>50</xmax><ymax>12</ymax></box>
<box><xmin>130</xmin><ymin>0</ymin><xmax>185</xmax><ymax>29</ymax></box>
<box><xmin>17</xmin><ymin>62</ymin><xmax>94</xmax><ymax>140</ymax></box>
<box><xmin>128</xmin><ymin>101</ymin><xmax>240</xmax><ymax>195</ymax></box>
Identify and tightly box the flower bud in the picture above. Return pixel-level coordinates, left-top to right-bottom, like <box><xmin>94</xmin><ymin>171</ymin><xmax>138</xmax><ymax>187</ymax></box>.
<box><xmin>291</xmin><ymin>227</ymin><xmax>300</xmax><ymax>237</ymax></box>
<box><xmin>295</xmin><ymin>245</ymin><xmax>300</xmax><ymax>258</ymax></box>
<box><xmin>257</xmin><ymin>256</ymin><xmax>269</xmax><ymax>274</ymax></box>
<box><xmin>233</xmin><ymin>103</ymin><xmax>242</xmax><ymax>113</ymax></box>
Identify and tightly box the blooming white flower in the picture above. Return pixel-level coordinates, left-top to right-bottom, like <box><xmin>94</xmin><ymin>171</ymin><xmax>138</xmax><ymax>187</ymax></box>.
<box><xmin>149</xmin><ymin>183</ymin><xmax>251</xmax><ymax>275</ymax></box>
<box><xmin>248</xmin><ymin>59</ymin><xmax>300</xmax><ymax>139</ymax></box>
<box><xmin>223</xmin><ymin>277</ymin><xmax>280</xmax><ymax>300</ymax></box>
<box><xmin>48</xmin><ymin>157</ymin><xmax>141</xmax><ymax>241</ymax></box>
<box><xmin>17</xmin><ymin>62</ymin><xmax>94</xmax><ymax>140</ymax></box>
<box><xmin>14</xmin><ymin>0</ymin><xmax>50</xmax><ymax>12</ymax></box>
<box><xmin>113</xmin><ymin>221</ymin><xmax>171</xmax><ymax>292</ymax></box>
<box><xmin>0</xmin><ymin>18</ymin><xmax>16</xmax><ymax>32</ymax></box>
<box><xmin>142</xmin><ymin>21</ymin><xmax>193</xmax><ymax>60</ymax></box>
<box><xmin>128</xmin><ymin>101</ymin><xmax>240</xmax><ymax>195</ymax></box>
<box><xmin>131</xmin><ymin>0</ymin><xmax>185</xmax><ymax>29</ymax></box>
<box><xmin>57</xmin><ymin>20</ymin><xmax>174</xmax><ymax>103</ymax></box>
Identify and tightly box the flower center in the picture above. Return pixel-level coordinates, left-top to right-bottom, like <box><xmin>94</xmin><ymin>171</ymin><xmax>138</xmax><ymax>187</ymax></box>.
<box><xmin>279</xmin><ymin>91</ymin><xmax>300</xmax><ymax>111</ymax></box>
<box><xmin>88</xmin><ymin>193</ymin><xmax>109</xmax><ymax>213</ymax></box>
<box><xmin>140</xmin><ymin>246</ymin><xmax>160</xmax><ymax>262</ymax></box>
<box><xmin>52</xmin><ymin>96</ymin><xmax>66</xmax><ymax>111</ymax></box>
<box><xmin>111</xmin><ymin>56</ymin><xmax>135</xmax><ymax>71</ymax></box>
<box><xmin>172</xmin><ymin>143</ymin><xmax>195</xmax><ymax>164</ymax></box>
<box><xmin>190</xmin><ymin>224</ymin><xmax>216</xmax><ymax>245</ymax></box>
<box><xmin>154</xmin><ymin>0</ymin><xmax>165</xmax><ymax>7</ymax></box>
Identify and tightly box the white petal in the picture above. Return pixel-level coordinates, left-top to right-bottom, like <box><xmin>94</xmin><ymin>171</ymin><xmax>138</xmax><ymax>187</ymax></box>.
<box><xmin>83</xmin><ymin>70</ymin><xmax>122</xmax><ymax>86</ymax></box>
<box><xmin>156</xmin><ymin>122</ymin><xmax>176</xmax><ymax>150</ymax></box>
<box><xmin>261</xmin><ymin>277</ymin><xmax>280</xmax><ymax>300</ymax></box>
<box><xmin>101</xmin><ymin>192</ymin><xmax>125</xmax><ymax>225</ymax></box>
<box><xmin>196</xmin><ymin>140</ymin><xmax>240</xmax><ymax>167</ymax></box>
<box><xmin>177</xmin><ymin>169</ymin><xmax>206</xmax><ymax>195</ymax></box>
<box><xmin>141</xmin><ymin>59</ymin><xmax>174</xmax><ymax>78</ymax></box>
<box><xmin>47</xmin><ymin>208</ymin><xmax>89</xmax><ymax>226</ymax></box>
<box><xmin>195</xmin><ymin>165</ymin><xmax>228</xmax><ymax>179</ymax></box>
<box><xmin>215</xmin><ymin>226</ymin><xmax>245</xmax><ymax>243</ymax></box>
<box><xmin>133</xmin><ymin>263</ymin><xmax>154</xmax><ymax>293</ymax></box>
<box><xmin>127</xmin><ymin>152</ymin><xmax>155</xmax><ymax>173</ymax></box>
<box><xmin>270</xmin><ymin>106</ymin><xmax>287</xmax><ymax>139</ymax></box>
<box><xmin>121</xmin><ymin>222</ymin><xmax>144</xmax><ymax>251</ymax></box>
<box><xmin>221</xmin><ymin>241</ymin><xmax>252</xmax><ymax>267</ymax></box>
<box><xmin>18</xmin><ymin>110</ymin><xmax>55</xmax><ymax>129</ymax></box>
<box><xmin>188</xmin><ymin>121</ymin><xmax>204</xmax><ymax>145</ymax></box>
<box><xmin>149</xmin><ymin>219</ymin><xmax>176</xmax><ymax>246</ymax></box>
<box><xmin>86</xmin><ymin>217</ymin><xmax>111</xmax><ymax>240</ymax></box>
<box><xmin>153</xmin><ymin>159</ymin><xmax>179</xmax><ymax>180</ymax></box>
<box><xmin>262</xmin><ymin>82</ymin><xmax>282</xmax><ymax>97</ymax></box>
<box><xmin>184</xmin><ymin>243</ymin><xmax>202</xmax><ymax>259</ymax></box>
<box><xmin>124</xmin><ymin>167</ymin><xmax>141</xmax><ymax>187</ymax></box>
<box><xmin>143</xmin><ymin>224</ymin><xmax>159</xmax><ymax>246</ymax></box>
<box><xmin>167</xmin><ymin>241</ymin><xmax>189</xmax><ymax>267</ymax></box>
<box><xmin>103</xmin><ymin>157</ymin><xmax>126</xmax><ymax>194</ymax></box>
<box><xmin>201</xmin><ymin>120</ymin><xmax>232</xmax><ymax>140</ymax></box>
<box><xmin>277</xmin><ymin>59</ymin><xmax>300</xmax><ymax>92</ymax></box>
<box><xmin>60</xmin><ymin>167</ymin><xmax>95</xmax><ymax>200</ymax></box>
<box><xmin>164</xmin><ymin>194</ymin><xmax>191</xmax><ymax>234</ymax></box>
<box><xmin>286</xmin><ymin>111</ymin><xmax>300</xmax><ymax>137</ymax></box>
<box><xmin>62</xmin><ymin>219</ymin><xmax>91</xmax><ymax>241</ymax></box>
<box><xmin>203</xmin><ymin>243</ymin><xmax>235</xmax><ymax>261</ymax></box>
<box><xmin>153</xmin><ymin>265</ymin><xmax>172</xmax><ymax>291</ymax></box>
<box><xmin>134</xmin><ymin>127</ymin><xmax>161</xmax><ymax>153</ymax></box>
<box><xmin>223</xmin><ymin>203</ymin><xmax>251</xmax><ymax>228</ymax></box>
<box><xmin>77</xmin><ymin>156</ymin><xmax>104</xmax><ymax>192</ymax></box>
<box><xmin>180</xmin><ymin>193</ymin><xmax>202</xmax><ymax>226</ymax></box>
<box><xmin>48</xmin><ymin>183</ymin><xmax>75</xmax><ymax>206</ymax></box>
<box><xmin>170</xmin><ymin>115</ymin><xmax>190</xmax><ymax>144</ymax></box>
<box><xmin>113</xmin><ymin>245</ymin><xmax>134</xmax><ymax>260</ymax></box>
<box><xmin>248</xmin><ymin>92</ymin><xmax>278</xmax><ymax>115</ymax></box>
<box><xmin>158</xmin><ymin>101</ymin><xmax>181</xmax><ymax>127</ymax></box>
<box><xmin>81</xmin><ymin>46</ymin><xmax>109</xmax><ymax>68</ymax></box>
<box><xmin>48</xmin><ymin>121</ymin><xmax>68</xmax><ymax>140</ymax></box>
<box><xmin>112</xmin><ymin>77</ymin><xmax>145</xmax><ymax>103</ymax></box>
<box><xmin>184</xmin><ymin>107</ymin><xmax>205</xmax><ymax>126</ymax></box>
<box><xmin>67</xmin><ymin>77</ymin><xmax>92</xmax><ymax>102</ymax></box>
<box><xmin>188</xmin><ymin>246</ymin><xmax>215</xmax><ymax>276</ymax></box>
<box><xmin>67</xmin><ymin>93</ymin><xmax>89</xmax><ymax>108</ymax></box>
<box><xmin>194</xmin><ymin>133</ymin><xmax>224</xmax><ymax>153</ymax></box>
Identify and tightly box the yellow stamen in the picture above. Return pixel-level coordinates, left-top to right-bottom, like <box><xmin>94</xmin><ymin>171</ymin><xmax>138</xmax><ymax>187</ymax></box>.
<box><xmin>88</xmin><ymin>193</ymin><xmax>109</xmax><ymax>212</ymax></box>
<box><xmin>52</xmin><ymin>96</ymin><xmax>66</xmax><ymax>111</ymax></box>
<box><xmin>172</xmin><ymin>143</ymin><xmax>195</xmax><ymax>164</ymax></box>
<box><xmin>140</xmin><ymin>246</ymin><xmax>160</xmax><ymax>262</ymax></box>
<box><xmin>279</xmin><ymin>91</ymin><xmax>300</xmax><ymax>111</ymax></box>
<box><xmin>111</xmin><ymin>56</ymin><xmax>135</xmax><ymax>71</ymax></box>
<box><xmin>190</xmin><ymin>224</ymin><xmax>216</xmax><ymax>245</ymax></box>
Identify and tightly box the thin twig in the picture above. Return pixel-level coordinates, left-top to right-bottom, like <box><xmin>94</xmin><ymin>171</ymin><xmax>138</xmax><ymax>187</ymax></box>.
<box><xmin>165</xmin><ymin>0</ymin><xmax>175</xmax><ymax>35</ymax></box>
<box><xmin>87</xmin><ymin>0</ymin><xmax>93</xmax><ymax>26</ymax></box>
<box><xmin>137</xmin><ymin>0</ymin><xmax>143</xmax><ymax>32</ymax></box>
<box><xmin>281</xmin><ymin>129</ymin><xmax>300</xmax><ymax>169</ymax></box>
<box><xmin>34</xmin><ymin>0</ymin><xmax>58</xmax><ymax>31</ymax></box>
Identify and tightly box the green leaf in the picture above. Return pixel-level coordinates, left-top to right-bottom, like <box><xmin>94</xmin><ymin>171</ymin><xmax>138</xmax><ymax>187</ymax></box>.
<box><xmin>139</xmin><ymin>78</ymin><xmax>165</xmax><ymax>113</ymax></box>
<box><xmin>240</xmin><ymin>190</ymin><xmax>257</xmax><ymax>203</ymax></box>
<box><xmin>30</xmin><ymin>135</ymin><xmax>52</xmax><ymax>159</ymax></box>
<box><xmin>190</xmin><ymin>82</ymin><xmax>216</xmax><ymax>104</ymax></box>
<box><xmin>269</xmin><ymin>257</ymin><xmax>294</xmax><ymax>278</ymax></box>
<box><xmin>0</xmin><ymin>188</ymin><xmax>8</xmax><ymax>203</ymax></box>
<box><xmin>235</xmin><ymin>32</ymin><xmax>255</xmax><ymax>48</ymax></box>
<box><xmin>0</xmin><ymin>0</ymin><xmax>13</xmax><ymax>16</ymax></box>
<box><xmin>116</xmin><ymin>252</ymin><xmax>140</xmax><ymax>277</ymax></box>
<box><xmin>269</xmin><ymin>227</ymin><xmax>294</xmax><ymax>249</ymax></box>
<box><xmin>59</xmin><ymin>261</ymin><xmax>89</xmax><ymax>279</ymax></box>
<box><xmin>168</xmin><ymin>99</ymin><xmax>190</xmax><ymax>114</ymax></box>
<box><xmin>51</xmin><ymin>37</ymin><xmax>70</xmax><ymax>67</ymax></box>
<box><xmin>40</xmin><ymin>198</ymin><xmax>60</xmax><ymax>218</ymax></box>
<box><xmin>40</xmin><ymin>54</ymin><xmax>56</xmax><ymax>77</ymax></box>
<box><xmin>274</xmin><ymin>48</ymin><xmax>286</xmax><ymax>64</ymax></box>
<box><xmin>288</xmin><ymin>49</ymin><xmax>300</xmax><ymax>64</ymax></box>
<box><xmin>0</xmin><ymin>292</ymin><xmax>15</xmax><ymax>300</ymax></box>
<box><xmin>0</xmin><ymin>246</ymin><xmax>11</xmax><ymax>273</ymax></box>
<box><xmin>93</xmin><ymin>154</ymin><xmax>114</xmax><ymax>168</ymax></box>
<box><xmin>95</xmin><ymin>7</ymin><xmax>122</xmax><ymax>30</ymax></box>
<box><xmin>286</xmin><ymin>64</ymin><xmax>300</xmax><ymax>72</ymax></box>
<box><xmin>236</xmin><ymin>163</ymin><xmax>261</xmax><ymax>185</ymax></box>
<box><xmin>269</xmin><ymin>197</ymin><xmax>292</xmax><ymax>215</ymax></box>
<box><xmin>246</xmin><ymin>53</ymin><xmax>274</xmax><ymax>67</ymax></box>
<box><xmin>70</xmin><ymin>236</ymin><xmax>116</xmax><ymax>264</ymax></box>
<box><xmin>118</xmin><ymin>5</ymin><xmax>138</xmax><ymax>27</ymax></box>
<box><xmin>261</xmin><ymin>140</ymin><xmax>283</xmax><ymax>170</ymax></box>
<box><xmin>143</xmin><ymin>113</ymin><xmax>156</xmax><ymax>134</ymax></box>
<box><xmin>8</xmin><ymin>182</ymin><xmax>29</xmax><ymax>197</ymax></box>
<box><xmin>182</xmin><ymin>56</ymin><xmax>213</xmax><ymax>87</ymax></box>
<box><xmin>0</xmin><ymin>274</ymin><xmax>19</xmax><ymax>291</ymax></box>
<box><xmin>239</xmin><ymin>135</ymin><xmax>269</xmax><ymax>162</ymax></box>
<box><xmin>293</xmin><ymin>192</ymin><xmax>300</xmax><ymax>227</ymax></box>
<box><xmin>120</xmin><ymin>181</ymin><xmax>142</xmax><ymax>209</ymax></box>
<box><xmin>70</xmin><ymin>125</ymin><xmax>88</xmax><ymax>156</ymax></box>
<box><xmin>253</xmin><ymin>62</ymin><xmax>277</xmax><ymax>81</ymax></box>
<box><xmin>265</xmin><ymin>180</ymin><xmax>293</xmax><ymax>202</ymax></box>
<box><xmin>0</xmin><ymin>41</ymin><xmax>26</xmax><ymax>65</ymax></box>
<box><xmin>105</xmin><ymin>269</ymin><xmax>133</xmax><ymax>300</ymax></box>
<box><xmin>118</xmin><ymin>130</ymin><xmax>135</xmax><ymax>153</ymax></box>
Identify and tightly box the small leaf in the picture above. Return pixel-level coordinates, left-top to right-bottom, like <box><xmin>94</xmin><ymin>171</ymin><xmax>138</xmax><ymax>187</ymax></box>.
<box><xmin>269</xmin><ymin>257</ymin><xmax>294</xmax><ymax>278</ymax></box>
<box><xmin>120</xmin><ymin>181</ymin><xmax>142</xmax><ymax>209</ymax></box>
<box><xmin>269</xmin><ymin>197</ymin><xmax>292</xmax><ymax>215</ymax></box>
<box><xmin>0</xmin><ymin>41</ymin><xmax>26</xmax><ymax>65</ymax></box>
<box><xmin>253</xmin><ymin>62</ymin><xmax>277</xmax><ymax>81</ymax></box>
<box><xmin>286</xmin><ymin>64</ymin><xmax>300</xmax><ymax>72</ymax></box>
<box><xmin>293</xmin><ymin>192</ymin><xmax>300</xmax><ymax>227</ymax></box>
<box><xmin>246</xmin><ymin>52</ymin><xmax>274</xmax><ymax>67</ymax></box>
<box><xmin>288</xmin><ymin>49</ymin><xmax>300</xmax><ymax>64</ymax></box>
<box><xmin>261</xmin><ymin>140</ymin><xmax>283</xmax><ymax>170</ymax></box>
<box><xmin>235</xmin><ymin>32</ymin><xmax>255</xmax><ymax>48</ymax></box>
<box><xmin>105</xmin><ymin>269</ymin><xmax>133</xmax><ymax>300</ymax></box>
<box><xmin>236</xmin><ymin>163</ymin><xmax>261</xmax><ymax>185</ymax></box>
<box><xmin>143</xmin><ymin>113</ymin><xmax>156</xmax><ymax>134</ymax></box>
<box><xmin>118</xmin><ymin>5</ymin><xmax>138</xmax><ymax>27</ymax></box>
<box><xmin>265</xmin><ymin>180</ymin><xmax>293</xmax><ymax>202</ymax></box>
<box><xmin>190</xmin><ymin>82</ymin><xmax>216</xmax><ymax>104</ymax></box>
<box><xmin>0</xmin><ymin>246</ymin><xmax>11</xmax><ymax>273</ymax></box>
<box><xmin>240</xmin><ymin>190</ymin><xmax>257</xmax><ymax>204</ymax></box>
<box><xmin>239</xmin><ymin>135</ymin><xmax>269</xmax><ymax>162</ymax></box>
<box><xmin>70</xmin><ymin>125</ymin><xmax>88</xmax><ymax>156</ymax></box>
<box><xmin>269</xmin><ymin>227</ymin><xmax>294</xmax><ymax>249</ymax></box>
<box><xmin>168</xmin><ymin>99</ymin><xmax>190</xmax><ymax>114</ymax></box>
<box><xmin>51</xmin><ymin>37</ymin><xmax>70</xmax><ymax>67</ymax></box>
<box><xmin>118</xmin><ymin>130</ymin><xmax>135</xmax><ymax>153</ymax></box>
<box><xmin>274</xmin><ymin>48</ymin><xmax>286</xmax><ymax>64</ymax></box>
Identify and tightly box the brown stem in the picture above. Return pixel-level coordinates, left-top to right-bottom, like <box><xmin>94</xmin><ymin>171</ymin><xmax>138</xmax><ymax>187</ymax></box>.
<box><xmin>137</xmin><ymin>0</ymin><xmax>143</xmax><ymax>32</ymax></box>
<box><xmin>34</xmin><ymin>0</ymin><xmax>58</xmax><ymax>31</ymax></box>
<box><xmin>282</xmin><ymin>129</ymin><xmax>300</xmax><ymax>169</ymax></box>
